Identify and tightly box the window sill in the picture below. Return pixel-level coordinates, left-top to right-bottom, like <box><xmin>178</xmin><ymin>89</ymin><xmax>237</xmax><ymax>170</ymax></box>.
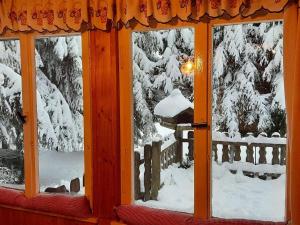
<box><xmin>0</xmin><ymin>187</ymin><xmax>93</xmax><ymax>219</ymax></box>
<box><xmin>115</xmin><ymin>205</ymin><xmax>287</xmax><ymax>225</ymax></box>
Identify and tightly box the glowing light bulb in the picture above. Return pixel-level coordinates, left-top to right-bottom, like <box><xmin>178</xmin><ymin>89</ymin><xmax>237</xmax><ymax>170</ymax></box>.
<box><xmin>180</xmin><ymin>60</ymin><xmax>194</xmax><ymax>75</ymax></box>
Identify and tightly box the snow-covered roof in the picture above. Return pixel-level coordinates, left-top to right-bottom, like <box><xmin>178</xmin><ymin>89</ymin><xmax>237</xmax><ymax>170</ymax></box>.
<box><xmin>154</xmin><ymin>89</ymin><xmax>193</xmax><ymax>118</ymax></box>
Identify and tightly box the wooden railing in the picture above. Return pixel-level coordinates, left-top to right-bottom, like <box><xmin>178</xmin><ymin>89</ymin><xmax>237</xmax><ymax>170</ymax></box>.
<box><xmin>134</xmin><ymin>132</ymin><xmax>287</xmax><ymax>201</ymax></box>
<box><xmin>0</xmin><ymin>143</ymin><xmax>24</xmax><ymax>184</ymax></box>
<box><xmin>134</xmin><ymin>139</ymin><xmax>181</xmax><ymax>201</ymax></box>
<box><xmin>211</xmin><ymin>133</ymin><xmax>286</xmax><ymax>178</ymax></box>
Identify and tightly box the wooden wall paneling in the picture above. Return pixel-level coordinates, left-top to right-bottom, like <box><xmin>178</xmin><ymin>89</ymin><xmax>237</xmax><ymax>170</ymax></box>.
<box><xmin>90</xmin><ymin>29</ymin><xmax>121</xmax><ymax>220</ymax></box>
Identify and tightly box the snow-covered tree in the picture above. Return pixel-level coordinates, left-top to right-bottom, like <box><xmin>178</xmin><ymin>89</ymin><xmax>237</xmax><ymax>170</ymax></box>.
<box><xmin>35</xmin><ymin>36</ymin><xmax>84</xmax><ymax>152</ymax></box>
<box><xmin>212</xmin><ymin>21</ymin><xmax>286</xmax><ymax>137</ymax></box>
<box><xmin>132</xmin><ymin>28</ymin><xmax>195</xmax><ymax>146</ymax></box>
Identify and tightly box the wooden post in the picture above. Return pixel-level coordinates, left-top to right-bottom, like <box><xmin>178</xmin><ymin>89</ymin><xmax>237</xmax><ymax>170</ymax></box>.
<box><xmin>271</xmin><ymin>133</ymin><xmax>280</xmax><ymax>165</ymax></box>
<box><xmin>134</xmin><ymin>151</ymin><xmax>141</xmax><ymax>200</ymax></box>
<box><xmin>246</xmin><ymin>145</ymin><xmax>254</xmax><ymax>163</ymax></box>
<box><xmin>212</xmin><ymin>143</ymin><xmax>218</xmax><ymax>162</ymax></box>
<box><xmin>175</xmin><ymin>130</ymin><xmax>183</xmax><ymax>164</ymax></box>
<box><xmin>233</xmin><ymin>144</ymin><xmax>241</xmax><ymax>162</ymax></box>
<box><xmin>222</xmin><ymin>144</ymin><xmax>229</xmax><ymax>163</ymax></box>
<box><xmin>280</xmin><ymin>146</ymin><xmax>286</xmax><ymax>165</ymax></box>
<box><xmin>259</xmin><ymin>146</ymin><xmax>267</xmax><ymax>164</ymax></box>
<box><xmin>258</xmin><ymin>133</ymin><xmax>267</xmax><ymax>164</ymax></box>
<box><xmin>160</xmin><ymin>152</ymin><xmax>165</xmax><ymax>170</ymax></box>
<box><xmin>151</xmin><ymin>140</ymin><xmax>162</xmax><ymax>200</ymax></box>
<box><xmin>144</xmin><ymin>145</ymin><xmax>152</xmax><ymax>201</ymax></box>
<box><xmin>188</xmin><ymin>131</ymin><xmax>194</xmax><ymax>161</ymax></box>
<box><xmin>272</xmin><ymin>145</ymin><xmax>280</xmax><ymax>165</ymax></box>
<box><xmin>2</xmin><ymin>140</ymin><xmax>8</xmax><ymax>149</ymax></box>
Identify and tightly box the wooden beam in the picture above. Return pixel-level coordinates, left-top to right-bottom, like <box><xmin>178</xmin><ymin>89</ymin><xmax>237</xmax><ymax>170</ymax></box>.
<box><xmin>90</xmin><ymin>29</ymin><xmax>121</xmax><ymax>219</ymax></box>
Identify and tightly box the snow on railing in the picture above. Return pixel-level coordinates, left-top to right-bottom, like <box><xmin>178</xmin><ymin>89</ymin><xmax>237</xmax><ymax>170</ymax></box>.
<box><xmin>212</xmin><ymin>132</ymin><xmax>287</xmax><ymax>178</ymax></box>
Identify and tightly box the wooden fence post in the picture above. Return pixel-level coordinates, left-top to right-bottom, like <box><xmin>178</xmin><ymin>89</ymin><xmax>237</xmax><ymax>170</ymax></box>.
<box><xmin>134</xmin><ymin>151</ymin><xmax>141</xmax><ymax>200</ymax></box>
<box><xmin>188</xmin><ymin>131</ymin><xmax>194</xmax><ymax>161</ymax></box>
<box><xmin>175</xmin><ymin>130</ymin><xmax>183</xmax><ymax>164</ymax></box>
<box><xmin>151</xmin><ymin>140</ymin><xmax>162</xmax><ymax>200</ymax></box>
<box><xmin>271</xmin><ymin>133</ymin><xmax>280</xmax><ymax>165</ymax></box>
<box><xmin>222</xmin><ymin>144</ymin><xmax>229</xmax><ymax>163</ymax></box>
<box><xmin>258</xmin><ymin>133</ymin><xmax>267</xmax><ymax>164</ymax></box>
<box><xmin>280</xmin><ymin>146</ymin><xmax>286</xmax><ymax>165</ymax></box>
<box><xmin>232</xmin><ymin>144</ymin><xmax>241</xmax><ymax>162</ymax></box>
<box><xmin>2</xmin><ymin>140</ymin><xmax>8</xmax><ymax>149</ymax></box>
<box><xmin>246</xmin><ymin>145</ymin><xmax>254</xmax><ymax>163</ymax></box>
<box><xmin>212</xmin><ymin>143</ymin><xmax>218</xmax><ymax>162</ymax></box>
<box><xmin>144</xmin><ymin>144</ymin><xmax>152</xmax><ymax>201</ymax></box>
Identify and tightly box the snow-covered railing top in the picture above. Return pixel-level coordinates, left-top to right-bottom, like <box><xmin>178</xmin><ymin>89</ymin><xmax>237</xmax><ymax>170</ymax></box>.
<box><xmin>212</xmin><ymin>131</ymin><xmax>286</xmax><ymax>145</ymax></box>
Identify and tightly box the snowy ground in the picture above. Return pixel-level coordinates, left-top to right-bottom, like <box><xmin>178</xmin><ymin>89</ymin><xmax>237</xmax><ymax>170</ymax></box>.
<box><xmin>135</xmin><ymin>124</ymin><xmax>286</xmax><ymax>221</ymax></box>
<box><xmin>39</xmin><ymin>151</ymin><xmax>84</xmax><ymax>194</ymax></box>
<box><xmin>212</xmin><ymin>162</ymin><xmax>285</xmax><ymax>221</ymax></box>
<box><xmin>1</xmin><ymin>150</ymin><xmax>84</xmax><ymax>194</ymax></box>
<box><xmin>136</xmin><ymin>162</ymin><xmax>286</xmax><ymax>222</ymax></box>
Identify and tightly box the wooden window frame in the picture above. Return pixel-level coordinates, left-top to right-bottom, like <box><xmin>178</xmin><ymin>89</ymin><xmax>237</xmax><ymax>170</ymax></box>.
<box><xmin>119</xmin><ymin>12</ymin><xmax>289</xmax><ymax>223</ymax></box>
<box><xmin>0</xmin><ymin>30</ymin><xmax>93</xmax><ymax>209</ymax></box>
<box><xmin>207</xmin><ymin>12</ymin><xmax>289</xmax><ymax>222</ymax></box>
<box><xmin>119</xmin><ymin>20</ymin><xmax>210</xmax><ymax>219</ymax></box>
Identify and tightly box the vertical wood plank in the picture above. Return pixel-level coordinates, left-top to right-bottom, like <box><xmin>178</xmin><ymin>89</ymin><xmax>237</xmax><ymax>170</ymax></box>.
<box><xmin>194</xmin><ymin>22</ymin><xmax>209</xmax><ymax>219</ymax></box>
<box><xmin>20</xmin><ymin>33</ymin><xmax>39</xmax><ymax>198</ymax></box>
<box><xmin>82</xmin><ymin>31</ymin><xmax>93</xmax><ymax>209</ymax></box>
<box><xmin>90</xmin><ymin>29</ymin><xmax>120</xmax><ymax>219</ymax></box>
<box><xmin>150</xmin><ymin>141</ymin><xmax>161</xmax><ymax>201</ymax></box>
<box><xmin>119</xmin><ymin>27</ymin><xmax>133</xmax><ymax>205</ymax></box>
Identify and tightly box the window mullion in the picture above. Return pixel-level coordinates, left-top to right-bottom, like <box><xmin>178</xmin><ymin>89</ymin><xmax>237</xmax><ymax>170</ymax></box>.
<box><xmin>20</xmin><ymin>33</ymin><xmax>39</xmax><ymax>198</ymax></box>
<box><xmin>194</xmin><ymin>23</ymin><xmax>210</xmax><ymax>219</ymax></box>
<box><xmin>82</xmin><ymin>31</ymin><xmax>93</xmax><ymax>209</ymax></box>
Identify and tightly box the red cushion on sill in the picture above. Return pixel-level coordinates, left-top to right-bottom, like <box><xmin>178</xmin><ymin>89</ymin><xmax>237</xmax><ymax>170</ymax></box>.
<box><xmin>115</xmin><ymin>205</ymin><xmax>287</xmax><ymax>225</ymax></box>
<box><xmin>115</xmin><ymin>205</ymin><xmax>191</xmax><ymax>225</ymax></box>
<box><xmin>0</xmin><ymin>187</ymin><xmax>92</xmax><ymax>218</ymax></box>
<box><xmin>28</xmin><ymin>193</ymin><xmax>92</xmax><ymax>218</ymax></box>
<box><xmin>0</xmin><ymin>187</ymin><xmax>27</xmax><ymax>208</ymax></box>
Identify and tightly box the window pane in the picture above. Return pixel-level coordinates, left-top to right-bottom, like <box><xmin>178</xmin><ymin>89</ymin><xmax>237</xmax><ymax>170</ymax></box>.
<box><xmin>0</xmin><ymin>39</ymin><xmax>24</xmax><ymax>189</ymax></box>
<box><xmin>35</xmin><ymin>35</ymin><xmax>84</xmax><ymax>194</ymax></box>
<box><xmin>132</xmin><ymin>28</ymin><xmax>195</xmax><ymax>213</ymax></box>
<box><xmin>211</xmin><ymin>21</ymin><xmax>286</xmax><ymax>221</ymax></box>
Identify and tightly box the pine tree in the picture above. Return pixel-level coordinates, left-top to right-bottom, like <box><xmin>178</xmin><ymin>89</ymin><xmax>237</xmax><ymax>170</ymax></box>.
<box><xmin>212</xmin><ymin>21</ymin><xmax>286</xmax><ymax>137</ymax></box>
<box><xmin>132</xmin><ymin>28</ymin><xmax>195</xmax><ymax>146</ymax></box>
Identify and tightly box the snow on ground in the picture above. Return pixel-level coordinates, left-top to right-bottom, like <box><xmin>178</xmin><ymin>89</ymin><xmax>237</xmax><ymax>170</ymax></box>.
<box><xmin>212</xmin><ymin>162</ymin><xmax>286</xmax><ymax>221</ymax></box>
<box><xmin>136</xmin><ymin>163</ymin><xmax>194</xmax><ymax>213</ymax></box>
<box><xmin>1</xmin><ymin>150</ymin><xmax>84</xmax><ymax>194</ymax></box>
<box><xmin>136</xmin><ymin>161</ymin><xmax>286</xmax><ymax>222</ymax></box>
<box><xmin>39</xmin><ymin>150</ymin><xmax>84</xmax><ymax>194</ymax></box>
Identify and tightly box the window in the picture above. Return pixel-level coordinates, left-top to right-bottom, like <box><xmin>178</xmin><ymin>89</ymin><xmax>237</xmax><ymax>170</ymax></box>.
<box><xmin>35</xmin><ymin>35</ymin><xmax>85</xmax><ymax>194</ymax></box>
<box><xmin>0</xmin><ymin>32</ymin><xmax>92</xmax><ymax>203</ymax></box>
<box><xmin>119</xmin><ymin>22</ymin><xmax>209</xmax><ymax>217</ymax></box>
<box><xmin>211</xmin><ymin>20</ymin><xmax>286</xmax><ymax>222</ymax></box>
<box><xmin>132</xmin><ymin>28</ymin><xmax>195</xmax><ymax>213</ymax></box>
<box><xmin>0</xmin><ymin>39</ymin><xmax>24</xmax><ymax>189</ymax></box>
<box><xmin>120</xmin><ymin>15</ymin><xmax>287</xmax><ymax>222</ymax></box>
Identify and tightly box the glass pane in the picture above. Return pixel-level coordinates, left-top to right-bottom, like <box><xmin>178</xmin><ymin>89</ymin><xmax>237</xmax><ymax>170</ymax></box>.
<box><xmin>132</xmin><ymin>28</ymin><xmax>195</xmax><ymax>213</ymax></box>
<box><xmin>211</xmin><ymin>21</ymin><xmax>286</xmax><ymax>221</ymax></box>
<box><xmin>35</xmin><ymin>35</ymin><xmax>84</xmax><ymax>194</ymax></box>
<box><xmin>0</xmin><ymin>39</ymin><xmax>24</xmax><ymax>189</ymax></box>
